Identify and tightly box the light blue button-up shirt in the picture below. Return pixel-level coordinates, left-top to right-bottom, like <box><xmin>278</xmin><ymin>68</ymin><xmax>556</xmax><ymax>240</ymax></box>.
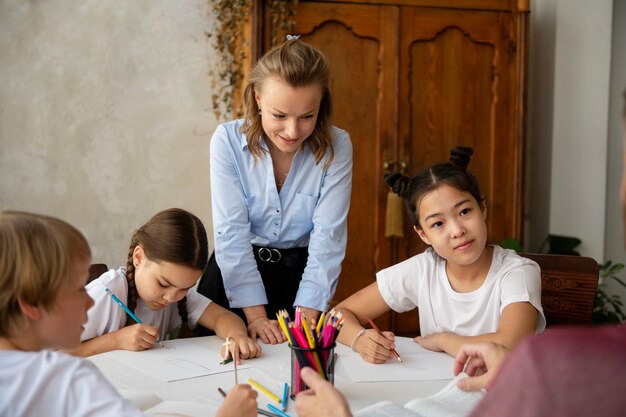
<box><xmin>210</xmin><ymin>119</ymin><xmax>353</xmax><ymax>311</ymax></box>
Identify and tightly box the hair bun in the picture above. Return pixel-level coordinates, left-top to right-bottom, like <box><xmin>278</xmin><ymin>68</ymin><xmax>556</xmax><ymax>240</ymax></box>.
<box><xmin>449</xmin><ymin>146</ymin><xmax>474</xmax><ymax>170</ymax></box>
<box><xmin>384</xmin><ymin>172</ymin><xmax>411</xmax><ymax>199</ymax></box>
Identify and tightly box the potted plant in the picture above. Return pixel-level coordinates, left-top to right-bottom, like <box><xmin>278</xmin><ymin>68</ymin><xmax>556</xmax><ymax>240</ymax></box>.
<box><xmin>592</xmin><ymin>260</ymin><xmax>626</xmax><ymax>324</ymax></box>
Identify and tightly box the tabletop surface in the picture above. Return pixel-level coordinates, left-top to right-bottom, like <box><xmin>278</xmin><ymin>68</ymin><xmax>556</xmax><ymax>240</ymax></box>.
<box><xmin>88</xmin><ymin>336</ymin><xmax>453</xmax><ymax>415</ymax></box>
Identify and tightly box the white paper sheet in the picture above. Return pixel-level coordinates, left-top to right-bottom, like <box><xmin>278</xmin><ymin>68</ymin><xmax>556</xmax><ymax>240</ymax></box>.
<box><xmin>106</xmin><ymin>339</ymin><xmax>250</xmax><ymax>382</ymax></box>
<box><xmin>339</xmin><ymin>338</ymin><xmax>455</xmax><ymax>382</ymax></box>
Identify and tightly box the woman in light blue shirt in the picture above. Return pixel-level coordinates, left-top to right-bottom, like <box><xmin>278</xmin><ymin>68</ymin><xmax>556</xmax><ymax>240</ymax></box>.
<box><xmin>195</xmin><ymin>38</ymin><xmax>353</xmax><ymax>344</ymax></box>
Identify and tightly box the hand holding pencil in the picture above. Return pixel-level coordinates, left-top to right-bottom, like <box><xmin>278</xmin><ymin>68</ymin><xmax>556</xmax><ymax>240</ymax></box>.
<box><xmin>360</xmin><ymin>315</ymin><xmax>403</xmax><ymax>363</ymax></box>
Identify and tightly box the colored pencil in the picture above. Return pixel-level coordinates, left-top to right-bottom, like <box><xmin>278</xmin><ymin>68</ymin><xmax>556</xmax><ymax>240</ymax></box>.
<box><xmin>267</xmin><ymin>403</ymin><xmax>292</xmax><ymax>417</ymax></box>
<box><xmin>104</xmin><ymin>286</ymin><xmax>161</xmax><ymax>344</ymax></box>
<box><xmin>248</xmin><ymin>378</ymin><xmax>281</xmax><ymax>403</ymax></box>
<box><xmin>281</xmin><ymin>382</ymin><xmax>288</xmax><ymax>411</ymax></box>
<box><xmin>365</xmin><ymin>314</ymin><xmax>403</xmax><ymax>362</ymax></box>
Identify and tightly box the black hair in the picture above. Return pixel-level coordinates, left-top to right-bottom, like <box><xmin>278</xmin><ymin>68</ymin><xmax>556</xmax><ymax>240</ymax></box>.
<box><xmin>384</xmin><ymin>146</ymin><xmax>483</xmax><ymax>229</ymax></box>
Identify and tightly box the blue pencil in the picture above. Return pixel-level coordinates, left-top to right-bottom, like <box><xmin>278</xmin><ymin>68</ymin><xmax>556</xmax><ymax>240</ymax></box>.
<box><xmin>282</xmin><ymin>382</ymin><xmax>288</xmax><ymax>411</ymax></box>
<box><xmin>267</xmin><ymin>403</ymin><xmax>291</xmax><ymax>417</ymax></box>
<box><xmin>104</xmin><ymin>286</ymin><xmax>161</xmax><ymax>344</ymax></box>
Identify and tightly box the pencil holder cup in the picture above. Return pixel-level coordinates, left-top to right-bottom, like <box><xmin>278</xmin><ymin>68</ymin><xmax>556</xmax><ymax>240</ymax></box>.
<box><xmin>289</xmin><ymin>343</ymin><xmax>336</xmax><ymax>399</ymax></box>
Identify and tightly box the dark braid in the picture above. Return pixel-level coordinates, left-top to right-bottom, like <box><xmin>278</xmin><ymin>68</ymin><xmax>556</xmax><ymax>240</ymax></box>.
<box><xmin>385</xmin><ymin>146</ymin><xmax>483</xmax><ymax>228</ymax></box>
<box><xmin>125</xmin><ymin>239</ymin><xmax>139</xmax><ymax>327</ymax></box>
<box><xmin>176</xmin><ymin>296</ymin><xmax>193</xmax><ymax>338</ymax></box>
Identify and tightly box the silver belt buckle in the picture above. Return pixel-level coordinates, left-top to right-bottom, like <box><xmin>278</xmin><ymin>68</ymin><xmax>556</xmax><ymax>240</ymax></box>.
<box><xmin>258</xmin><ymin>247</ymin><xmax>272</xmax><ymax>262</ymax></box>
<box><xmin>270</xmin><ymin>248</ymin><xmax>281</xmax><ymax>263</ymax></box>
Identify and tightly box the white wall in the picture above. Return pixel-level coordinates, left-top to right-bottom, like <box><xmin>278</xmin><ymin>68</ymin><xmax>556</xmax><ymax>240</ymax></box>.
<box><xmin>548</xmin><ymin>0</ymin><xmax>613</xmax><ymax>261</ymax></box>
<box><xmin>604</xmin><ymin>0</ymin><xmax>626</xmax><ymax>300</ymax></box>
<box><xmin>527</xmin><ymin>0</ymin><xmax>626</xmax><ymax>302</ymax></box>
<box><xmin>0</xmin><ymin>1</ymin><xmax>218</xmax><ymax>268</ymax></box>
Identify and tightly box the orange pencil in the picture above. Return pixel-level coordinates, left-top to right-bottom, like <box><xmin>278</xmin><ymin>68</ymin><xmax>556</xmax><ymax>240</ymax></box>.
<box><xmin>365</xmin><ymin>314</ymin><xmax>403</xmax><ymax>363</ymax></box>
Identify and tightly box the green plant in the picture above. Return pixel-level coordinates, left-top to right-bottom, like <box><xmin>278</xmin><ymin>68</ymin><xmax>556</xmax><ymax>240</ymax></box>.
<box><xmin>592</xmin><ymin>260</ymin><xmax>626</xmax><ymax>324</ymax></box>
<box><xmin>207</xmin><ymin>0</ymin><xmax>251</xmax><ymax>120</ymax></box>
<box><xmin>207</xmin><ymin>0</ymin><xmax>298</xmax><ymax>120</ymax></box>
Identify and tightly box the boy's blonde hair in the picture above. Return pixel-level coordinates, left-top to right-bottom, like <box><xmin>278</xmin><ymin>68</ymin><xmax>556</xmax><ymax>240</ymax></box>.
<box><xmin>0</xmin><ymin>211</ymin><xmax>91</xmax><ymax>337</ymax></box>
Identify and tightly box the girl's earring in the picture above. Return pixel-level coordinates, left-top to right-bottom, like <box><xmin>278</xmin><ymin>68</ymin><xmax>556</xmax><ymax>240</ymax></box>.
<box><xmin>258</xmin><ymin>109</ymin><xmax>262</xmax><ymax>116</ymax></box>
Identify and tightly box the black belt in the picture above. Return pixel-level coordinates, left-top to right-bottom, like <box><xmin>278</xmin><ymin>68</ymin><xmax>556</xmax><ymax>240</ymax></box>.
<box><xmin>252</xmin><ymin>245</ymin><xmax>307</xmax><ymax>268</ymax></box>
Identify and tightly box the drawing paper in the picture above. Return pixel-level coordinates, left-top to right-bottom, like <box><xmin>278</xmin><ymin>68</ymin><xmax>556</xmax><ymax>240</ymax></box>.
<box><xmin>339</xmin><ymin>338</ymin><xmax>455</xmax><ymax>382</ymax></box>
<box><xmin>106</xmin><ymin>339</ymin><xmax>250</xmax><ymax>382</ymax></box>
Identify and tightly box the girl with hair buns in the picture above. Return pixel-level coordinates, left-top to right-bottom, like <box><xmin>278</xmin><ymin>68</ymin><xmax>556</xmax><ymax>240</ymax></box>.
<box><xmin>74</xmin><ymin>208</ymin><xmax>261</xmax><ymax>362</ymax></box>
<box><xmin>195</xmin><ymin>37</ymin><xmax>352</xmax><ymax>344</ymax></box>
<box><xmin>335</xmin><ymin>147</ymin><xmax>545</xmax><ymax>363</ymax></box>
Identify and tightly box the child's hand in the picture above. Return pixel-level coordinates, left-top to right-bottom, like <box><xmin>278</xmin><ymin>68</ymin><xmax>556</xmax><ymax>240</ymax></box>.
<box><xmin>221</xmin><ymin>335</ymin><xmax>263</xmax><ymax>364</ymax></box>
<box><xmin>295</xmin><ymin>367</ymin><xmax>352</xmax><ymax>417</ymax></box>
<box><xmin>354</xmin><ymin>329</ymin><xmax>397</xmax><ymax>364</ymax></box>
<box><xmin>247</xmin><ymin>317</ymin><xmax>286</xmax><ymax>345</ymax></box>
<box><xmin>414</xmin><ymin>332</ymin><xmax>447</xmax><ymax>352</ymax></box>
<box><xmin>216</xmin><ymin>384</ymin><xmax>258</xmax><ymax>417</ymax></box>
<box><xmin>114</xmin><ymin>323</ymin><xmax>159</xmax><ymax>351</ymax></box>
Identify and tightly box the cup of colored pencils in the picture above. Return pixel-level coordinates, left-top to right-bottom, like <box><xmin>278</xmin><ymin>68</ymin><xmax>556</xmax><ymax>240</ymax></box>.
<box><xmin>276</xmin><ymin>307</ymin><xmax>343</xmax><ymax>399</ymax></box>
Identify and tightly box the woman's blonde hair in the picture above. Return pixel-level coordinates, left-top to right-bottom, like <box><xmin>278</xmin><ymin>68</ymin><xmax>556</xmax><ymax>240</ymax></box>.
<box><xmin>241</xmin><ymin>39</ymin><xmax>334</xmax><ymax>168</ymax></box>
<box><xmin>0</xmin><ymin>211</ymin><xmax>91</xmax><ymax>337</ymax></box>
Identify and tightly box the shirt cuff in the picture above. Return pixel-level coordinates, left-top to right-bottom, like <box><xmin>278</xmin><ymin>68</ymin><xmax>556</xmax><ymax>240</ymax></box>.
<box><xmin>225</xmin><ymin>282</ymin><xmax>269</xmax><ymax>309</ymax></box>
<box><xmin>294</xmin><ymin>284</ymin><xmax>332</xmax><ymax>311</ymax></box>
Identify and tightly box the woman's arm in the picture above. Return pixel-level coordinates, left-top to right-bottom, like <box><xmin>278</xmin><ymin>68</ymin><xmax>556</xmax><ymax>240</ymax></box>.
<box><xmin>415</xmin><ymin>302</ymin><xmax>539</xmax><ymax>357</ymax></box>
<box><xmin>294</xmin><ymin>130</ymin><xmax>353</xmax><ymax>313</ymax></box>
<box><xmin>210</xmin><ymin>125</ymin><xmax>283</xmax><ymax>343</ymax></box>
<box><xmin>335</xmin><ymin>282</ymin><xmax>398</xmax><ymax>364</ymax></box>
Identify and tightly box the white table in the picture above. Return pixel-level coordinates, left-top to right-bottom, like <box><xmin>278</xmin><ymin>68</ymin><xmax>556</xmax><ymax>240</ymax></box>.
<box><xmin>88</xmin><ymin>336</ymin><xmax>451</xmax><ymax>415</ymax></box>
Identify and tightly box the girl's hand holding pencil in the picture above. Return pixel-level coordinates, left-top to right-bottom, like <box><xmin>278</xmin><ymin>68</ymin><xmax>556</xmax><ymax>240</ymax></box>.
<box><xmin>350</xmin><ymin>315</ymin><xmax>403</xmax><ymax>364</ymax></box>
<box><xmin>113</xmin><ymin>323</ymin><xmax>160</xmax><ymax>351</ymax></box>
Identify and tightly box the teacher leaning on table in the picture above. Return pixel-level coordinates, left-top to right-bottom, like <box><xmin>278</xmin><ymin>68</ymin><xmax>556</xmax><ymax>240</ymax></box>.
<box><xmin>194</xmin><ymin>37</ymin><xmax>352</xmax><ymax>345</ymax></box>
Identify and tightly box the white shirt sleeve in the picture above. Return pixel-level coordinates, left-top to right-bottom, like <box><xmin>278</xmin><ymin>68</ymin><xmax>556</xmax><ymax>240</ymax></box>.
<box><xmin>81</xmin><ymin>268</ymin><xmax>128</xmax><ymax>341</ymax></box>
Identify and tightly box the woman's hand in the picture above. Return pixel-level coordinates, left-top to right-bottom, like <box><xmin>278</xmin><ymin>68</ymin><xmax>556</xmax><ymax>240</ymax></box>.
<box><xmin>216</xmin><ymin>384</ymin><xmax>258</xmax><ymax>417</ymax></box>
<box><xmin>354</xmin><ymin>329</ymin><xmax>397</xmax><ymax>364</ymax></box>
<box><xmin>453</xmin><ymin>342</ymin><xmax>510</xmax><ymax>391</ymax></box>
<box><xmin>247</xmin><ymin>316</ymin><xmax>286</xmax><ymax>344</ymax></box>
<box><xmin>298</xmin><ymin>306</ymin><xmax>320</xmax><ymax>327</ymax></box>
<box><xmin>113</xmin><ymin>323</ymin><xmax>160</xmax><ymax>351</ymax></box>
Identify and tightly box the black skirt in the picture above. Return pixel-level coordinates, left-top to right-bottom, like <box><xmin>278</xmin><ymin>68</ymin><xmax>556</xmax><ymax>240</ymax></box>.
<box><xmin>194</xmin><ymin>245</ymin><xmax>308</xmax><ymax>336</ymax></box>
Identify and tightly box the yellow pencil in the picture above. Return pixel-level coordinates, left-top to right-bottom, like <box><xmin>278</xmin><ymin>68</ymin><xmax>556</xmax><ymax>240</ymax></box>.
<box><xmin>248</xmin><ymin>378</ymin><xmax>281</xmax><ymax>403</ymax></box>
<box><xmin>316</xmin><ymin>311</ymin><xmax>326</xmax><ymax>334</ymax></box>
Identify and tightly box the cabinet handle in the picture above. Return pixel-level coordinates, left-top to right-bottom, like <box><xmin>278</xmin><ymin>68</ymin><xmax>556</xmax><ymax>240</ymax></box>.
<box><xmin>383</xmin><ymin>160</ymin><xmax>407</xmax><ymax>174</ymax></box>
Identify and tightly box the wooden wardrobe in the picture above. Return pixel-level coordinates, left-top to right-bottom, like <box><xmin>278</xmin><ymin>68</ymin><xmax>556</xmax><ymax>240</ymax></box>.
<box><xmin>250</xmin><ymin>0</ymin><xmax>529</xmax><ymax>335</ymax></box>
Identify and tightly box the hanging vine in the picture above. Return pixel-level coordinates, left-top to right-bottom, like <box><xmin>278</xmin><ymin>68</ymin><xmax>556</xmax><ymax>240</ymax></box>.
<box><xmin>207</xmin><ymin>0</ymin><xmax>298</xmax><ymax>120</ymax></box>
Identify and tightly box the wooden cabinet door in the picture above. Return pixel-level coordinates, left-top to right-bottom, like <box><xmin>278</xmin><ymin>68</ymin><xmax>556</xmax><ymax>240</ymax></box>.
<box><xmin>254</xmin><ymin>1</ymin><xmax>527</xmax><ymax>335</ymax></box>
<box><xmin>392</xmin><ymin>6</ymin><xmax>527</xmax><ymax>335</ymax></box>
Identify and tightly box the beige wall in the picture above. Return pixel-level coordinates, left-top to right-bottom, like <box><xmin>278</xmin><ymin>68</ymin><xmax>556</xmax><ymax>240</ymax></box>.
<box><xmin>0</xmin><ymin>1</ymin><xmax>218</xmax><ymax>268</ymax></box>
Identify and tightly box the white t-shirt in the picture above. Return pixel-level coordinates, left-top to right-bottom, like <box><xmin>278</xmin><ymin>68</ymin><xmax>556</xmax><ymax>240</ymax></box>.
<box><xmin>0</xmin><ymin>350</ymin><xmax>144</xmax><ymax>417</ymax></box>
<box><xmin>377</xmin><ymin>246</ymin><xmax>546</xmax><ymax>336</ymax></box>
<box><xmin>82</xmin><ymin>267</ymin><xmax>212</xmax><ymax>342</ymax></box>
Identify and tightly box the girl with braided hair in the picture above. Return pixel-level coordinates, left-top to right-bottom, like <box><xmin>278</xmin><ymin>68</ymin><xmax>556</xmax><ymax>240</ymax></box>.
<box><xmin>335</xmin><ymin>147</ymin><xmax>545</xmax><ymax>363</ymax></box>
<box><xmin>74</xmin><ymin>208</ymin><xmax>261</xmax><ymax>362</ymax></box>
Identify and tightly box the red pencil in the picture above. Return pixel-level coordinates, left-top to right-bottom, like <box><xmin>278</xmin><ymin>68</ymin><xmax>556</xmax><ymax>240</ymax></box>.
<box><xmin>365</xmin><ymin>314</ymin><xmax>403</xmax><ymax>363</ymax></box>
